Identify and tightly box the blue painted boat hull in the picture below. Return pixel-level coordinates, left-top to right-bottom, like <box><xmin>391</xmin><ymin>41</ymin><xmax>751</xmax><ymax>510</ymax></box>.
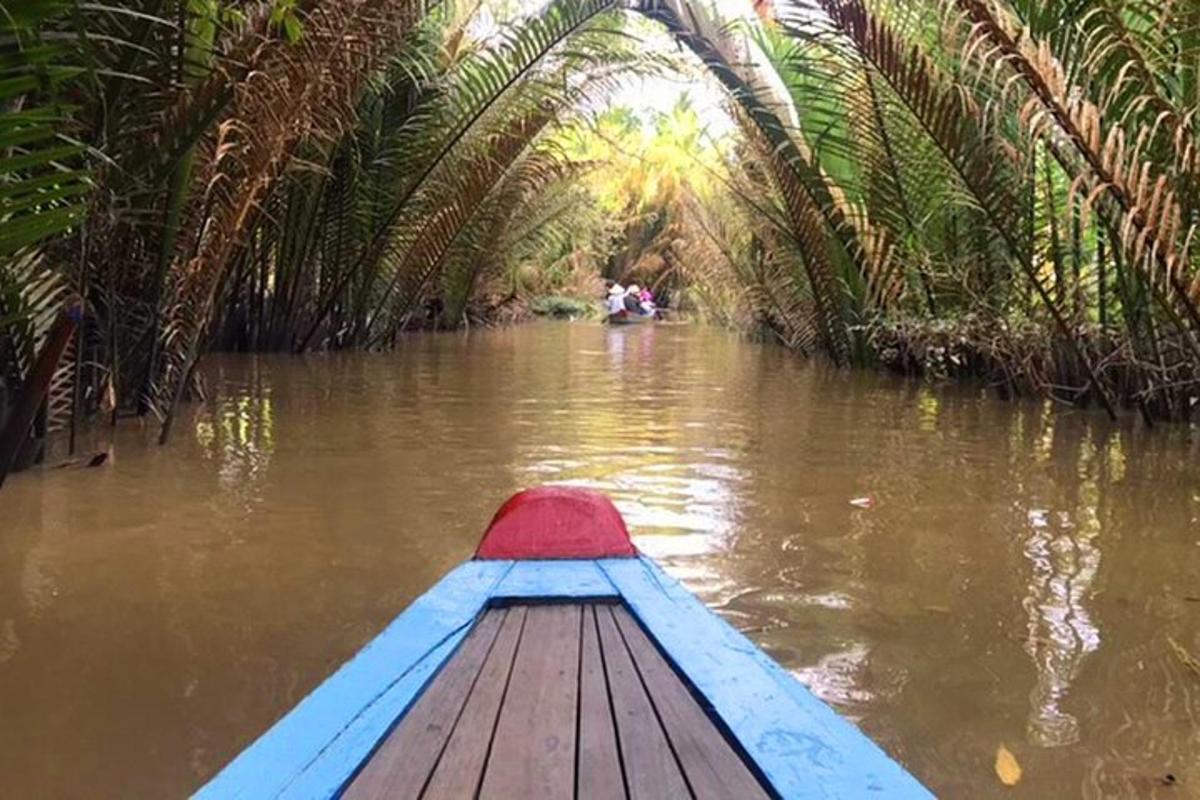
<box><xmin>195</xmin><ymin>557</ymin><xmax>933</xmax><ymax>798</ymax></box>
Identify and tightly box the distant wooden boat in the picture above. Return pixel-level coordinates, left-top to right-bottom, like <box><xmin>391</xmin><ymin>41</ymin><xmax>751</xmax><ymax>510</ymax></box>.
<box><xmin>196</xmin><ymin>486</ymin><xmax>932</xmax><ymax>799</ymax></box>
<box><xmin>606</xmin><ymin>309</ymin><xmax>658</xmax><ymax>325</ymax></box>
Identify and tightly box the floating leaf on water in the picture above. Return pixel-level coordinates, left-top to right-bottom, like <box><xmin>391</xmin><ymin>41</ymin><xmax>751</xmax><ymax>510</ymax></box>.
<box><xmin>995</xmin><ymin>743</ymin><xmax>1022</xmax><ymax>786</ymax></box>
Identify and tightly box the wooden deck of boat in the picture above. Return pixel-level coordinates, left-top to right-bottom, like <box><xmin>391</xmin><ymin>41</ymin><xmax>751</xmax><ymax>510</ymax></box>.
<box><xmin>342</xmin><ymin>601</ymin><xmax>773</xmax><ymax>799</ymax></box>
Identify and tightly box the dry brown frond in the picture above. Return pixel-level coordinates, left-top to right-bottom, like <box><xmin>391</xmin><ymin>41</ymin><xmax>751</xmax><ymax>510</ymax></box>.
<box><xmin>153</xmin><ymin>0</ymin><xmax>427</xmax><ymax>441</ymax></box>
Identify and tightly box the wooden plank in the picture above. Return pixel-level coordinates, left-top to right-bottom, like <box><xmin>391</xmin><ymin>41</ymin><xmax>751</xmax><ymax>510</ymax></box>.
<box><xmin>594</xmin><ymin>605</ymin><xmax>690</xmax><ymax>800</ymax></box>
<box><xmin>612</xmin><ymin>606</ymin><xmax>769</xmax><ymax>800</ymax></box>
<box><xmin>577</xmin><ymin>606</ymin><xmax>627</xmax><ymax>800</ymax></box>
<box><xmin>478</xmin><ymin>604</ymin><xmax>581</xmax><ymax>799</ymax></box>
<box><xmin>422</xmin><ymin>605</ymin><xmax>527</xmax><ymax>800</ymax></box>
<box><xmin>341</xmin><ymin>608</ymin><xmax>507</xmax><ymax>799</ymax></box>
<box><xmin>599</xmin><ymin>557</ymin><xmax>933</xmax><ymax>799</ymax></box>
<box><xmin>194</xmin><ymin>560</ymin><xmax>512</xmax><ymax>800</ymax></box>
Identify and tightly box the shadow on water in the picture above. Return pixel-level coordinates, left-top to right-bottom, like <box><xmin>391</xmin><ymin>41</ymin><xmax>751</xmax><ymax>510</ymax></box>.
<box><xmin>2</xmin><ymin>321</ymin><xmax>1198</xmax><ymax>797</ymax></box>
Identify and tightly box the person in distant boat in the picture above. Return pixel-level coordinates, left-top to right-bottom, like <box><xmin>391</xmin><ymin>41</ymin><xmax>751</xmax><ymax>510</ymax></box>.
<box><xmin>623</xmin><ymin>284</ymin><xmax>642</xmax><ymax>313</ymax></box>
<box><xmin>638</xmin><ymin>286</ymin><xmax>655</xmax><ymax>315</ymax></box>
<box><xmin>607</xmin><ymin>282</ymin><xmax>627</xmax><ymax>315</ymax></box>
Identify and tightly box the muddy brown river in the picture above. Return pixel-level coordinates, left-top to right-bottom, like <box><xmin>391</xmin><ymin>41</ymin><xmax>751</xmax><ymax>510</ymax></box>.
<box><xmin>3</xmin><ymin>322</ymin><xmax>1199</xmax><ymax>798</ymax></box>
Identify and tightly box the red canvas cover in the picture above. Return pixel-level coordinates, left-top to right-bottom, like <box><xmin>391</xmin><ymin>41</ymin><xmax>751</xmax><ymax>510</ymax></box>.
<box><xmin>476</xmin><ymin>486</ymin><xmax>637</xmax><ymax>560</ymax></box>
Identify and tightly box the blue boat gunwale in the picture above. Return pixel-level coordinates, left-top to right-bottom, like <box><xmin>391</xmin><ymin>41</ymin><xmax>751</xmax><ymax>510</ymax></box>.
<box><xmin>196</xmin><ymin>561</ymin><xmax>931</xmax><ymax>796</ymax></box>
<box><xmin>195</xmin><ymin>557</ymin><xmax>932</xmax><ymax>799</ymax></box>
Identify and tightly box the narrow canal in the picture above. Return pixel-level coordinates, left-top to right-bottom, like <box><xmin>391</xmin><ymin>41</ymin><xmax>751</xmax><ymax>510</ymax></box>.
<box><xmin>3</xmin><ymin>322</ymin><xmax>1198</xmax><ymax>798</ymax></box>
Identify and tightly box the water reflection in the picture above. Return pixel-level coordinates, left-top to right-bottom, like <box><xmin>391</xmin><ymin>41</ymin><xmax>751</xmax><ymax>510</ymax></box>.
<box><xmin>514</xmin><ymin>325</ymin><xmax>746</xmax><ymax>561</ymax></box>
<box><xmin>195</xmin><ymin>361</ymin><xmax>276</xmax><ymax>501</ymax></box>
<box><xmin>1020</xmin><ymin>505</ymin><xmax>1101</xmax><ymax>746</ymax></box>
<box><xmin>1017</xmin><ymin>423</ymin><xmax>1109</xmax><ymax>749</ymax></box>
<box><xmin>794</xmin><ymin>642</ymin><xmax>877</xmax><ymax>711</ymax></box>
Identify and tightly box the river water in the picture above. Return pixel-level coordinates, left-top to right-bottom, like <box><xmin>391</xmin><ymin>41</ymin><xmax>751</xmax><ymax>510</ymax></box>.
<box><xmin>2</xmin><ymin>322</ymin><xmax>1199</xmax><ymax>798</ymax></box>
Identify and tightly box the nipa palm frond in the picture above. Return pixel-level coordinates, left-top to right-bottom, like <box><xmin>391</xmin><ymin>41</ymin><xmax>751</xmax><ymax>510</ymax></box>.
<box><xmin>152</xmin><ymin>0</ymin><xmax>428</xmax><ymax>441</ymax></box>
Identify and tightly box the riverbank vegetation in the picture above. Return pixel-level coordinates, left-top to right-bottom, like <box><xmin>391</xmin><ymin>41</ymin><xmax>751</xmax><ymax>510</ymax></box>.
<box><xmin>3</xmin><ymin>0</ymin><xmax>1199</xmax><ymax>474</ymax></box>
